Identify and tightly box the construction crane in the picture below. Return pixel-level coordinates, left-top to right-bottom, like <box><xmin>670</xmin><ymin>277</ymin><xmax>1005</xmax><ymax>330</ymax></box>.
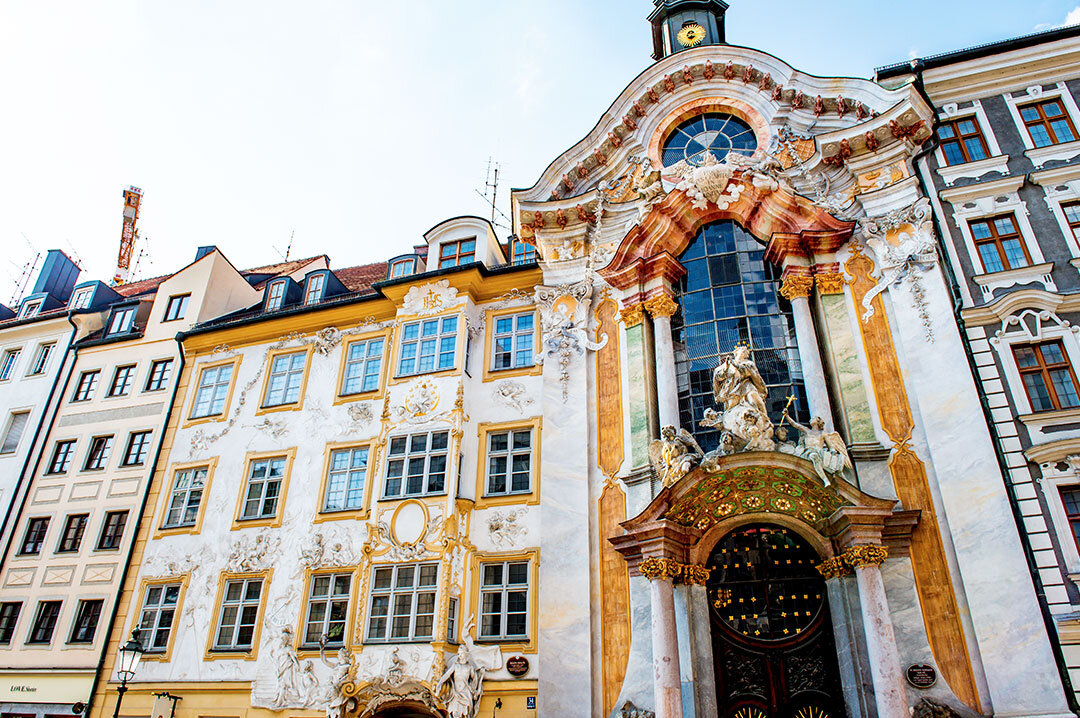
<box><xmin>113</xmin><ymin>185</ymin><xmax>143</xmax><ymax>285</ymax></box>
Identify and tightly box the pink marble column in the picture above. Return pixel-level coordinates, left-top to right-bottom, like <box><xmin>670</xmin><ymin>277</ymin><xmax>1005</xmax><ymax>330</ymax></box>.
<box><xmin>642</xmin><ymin>558</ymin><xmax>684</xmax><ymax>718</ymax></box>
<box><xmin>645</xmin><ymin>292</ymin><xmax>681</xmax><ymax>430</ymax></box>
<box><xmin>846</xmin><ymin>546</ymin><xmax>908</xmax><ymax>718</ymax></box>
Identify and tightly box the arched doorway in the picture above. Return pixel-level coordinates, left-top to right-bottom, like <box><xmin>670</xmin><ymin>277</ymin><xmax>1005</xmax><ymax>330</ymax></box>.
<box><xmin>706</xmin><ymin>523</ymin><xmax>844</xmax><ymax>718</ymax></box>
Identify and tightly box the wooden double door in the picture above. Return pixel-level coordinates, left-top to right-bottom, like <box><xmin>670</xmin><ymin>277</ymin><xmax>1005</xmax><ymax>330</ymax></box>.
<box><xmin>706</xmin><ymin>524</ymin><xmax>846</xmax><ymax>718</ymax></box>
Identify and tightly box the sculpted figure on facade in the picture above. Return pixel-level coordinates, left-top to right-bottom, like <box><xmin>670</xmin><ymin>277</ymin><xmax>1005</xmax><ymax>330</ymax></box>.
<box><xmin>778</xmin><ymin>413</ymin><xmax>852</xmax><ymax>486</ymax></box>
<box><xmin>269</xmin><ymin>626</ymin><xmax>317</xmax><ymax>709</ymax></box>
<box><xmin>632</xmin><ymin>159</ymin><xmax>666</xmax><ymax>219</ymax></box>
<box><xmin>437</xmin><ymin>625</ymin><xmax>503</xmax><ymax>718</ymax></box>
<box><xmin>665</xmin><ymin>151</ymin><xmax>743</xmax><ymax>210</ymax></box>
<box><xmin>649</xmin><ymin>425</ymin><xmax>705</xmax><ymax>488</ymax></box>
<box><xmin>705</xmin><ymin>344</ymin><xmax>775</xmax><ymax>452</ymax></box>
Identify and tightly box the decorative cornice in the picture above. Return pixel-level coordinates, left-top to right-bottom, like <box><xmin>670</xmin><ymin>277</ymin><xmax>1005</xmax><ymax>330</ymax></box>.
<box><xmin>816</xmin><ymin>556</ymin><xmax>851</xmax><ymax>580</ymax></box>
<box><xmin>644</xmin><ymin>293</ymin><xmax>679</xmax><ymax>319</ymax></box>
<box><xmin>638</xmin><ymin>557</ymin><xmax>711</xmax><ymax>584</ymax></box>
<box><xmin>779</xmin><ymin>275</ymin><xmax>814</xmax><ymax>301</ymax></box>
<box><xmin>620</xmin><ymin>303</ymin><xmax>645</xmax><ymax>327</ymax></box>
<box><xmin>842</xmin><ymin>544</ymin><xmax>889</xmax><ymax>568</ymax></box>
<box><xmin>815</xmin><ymin>273</ymin><xmax>845</xmax><ymax>295</ymax></box>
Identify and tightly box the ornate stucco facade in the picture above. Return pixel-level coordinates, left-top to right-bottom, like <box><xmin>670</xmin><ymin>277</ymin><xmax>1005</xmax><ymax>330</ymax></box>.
<box><xmin>2</xmin><ymin>4</ymin><xmax>1078</xmax><ymax>718</ymax></box>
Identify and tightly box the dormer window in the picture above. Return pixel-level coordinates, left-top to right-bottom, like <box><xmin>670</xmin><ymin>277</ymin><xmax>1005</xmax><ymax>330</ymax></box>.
<box><xmin>163</xmin><ymin>294</ymin><xmax>190</xmax><ymax>322</ymax></box>
<box><xmin>439</xmin><ymin>239</ymin><xmax>475</xmax><ymax>269</ymax></box>
<box><xmin>17</xmin><ymin>300</ymin><xmax>42</xmax><ymax>319</ymax></box>
<box><xmin>305</xmin><ymin>274</ymin><xmax>325</xmax><ymax>305</ymax></box>
<box><xmin>266</xmin><ymin>281</ymin><xmax>287</xmax><ymax>311</ymax></box>
<box><xmin>106</xmin><ymin>307</ymin><xmax>136</xmax><ymax>336</ymax></box>
<box><xmin>69</xmin><ymin>288</ymin><xmax>92</xmax><ymax>310</ymax></box>
<box><xmin>510</xmin><ymin>238</ymin><xmax>536</xmax><ymax>265</ymax></box>
<box><xmin>390</xmin><ymin>258</ymin><xmax>417</xmax><ymax>279</ymax></box>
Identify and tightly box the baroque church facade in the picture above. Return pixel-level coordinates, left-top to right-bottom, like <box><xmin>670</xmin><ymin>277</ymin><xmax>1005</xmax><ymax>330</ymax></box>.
<box><xmin>1</xmin><ymin>2</ymin><xmax>1078</xmax><ymax>718</ymax></box>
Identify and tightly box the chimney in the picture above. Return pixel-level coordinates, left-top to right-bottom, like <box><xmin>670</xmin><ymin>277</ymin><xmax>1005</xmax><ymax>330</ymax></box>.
<box><xmin>32</xmin><ymin>250</ymin><xmax>80</xmax><ymax>302</ymax></box>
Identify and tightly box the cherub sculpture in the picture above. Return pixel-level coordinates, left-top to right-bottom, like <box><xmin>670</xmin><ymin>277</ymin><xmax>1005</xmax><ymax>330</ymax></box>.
<box><xmin>779</xmin><ymin>413</ymin><xmax>852</xmax><ymax>486</ymax></box>
<box><xmin>649</xmin><ymin>425</ymin><xmax>705</xmax><ymax>487</ymax></box>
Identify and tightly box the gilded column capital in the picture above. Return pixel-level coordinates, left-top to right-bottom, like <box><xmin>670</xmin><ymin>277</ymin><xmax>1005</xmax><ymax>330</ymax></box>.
<box><xmin>816</xmin><ymin>556</ymin><xmax>852</xmax><ymax>580</ymax></box>
<box><xmin>682</xmin><ymin>564</ymin><xmax>712</xmax><ymax>585</ymax></box>
<box><xmin>779</xmin><ymin>274</ymin><xmax>814</xmax><ymax>301</ymax></box>
<box><xmin>639</xmin><ymin>557</ymin><xmax>684</xmax><ymax>581</ymax></box>
<box><xmin>815</xmin><ymin>272</ymin><xmax>845</xmax><ymax>295</ymax></box>
<box><xmin>644</xmin><ymin>293</ymin><xmax>679</xmax><ymax>319</ymax></box>
<box><xmin>842</xmin><ymin>544</ymin><xmax>889</xmax><ymax>568</ymax></box>
<box><xmin>620</xmin><ymin>303</ymin><xmax>645</xmax><ymax>327</ymax></box>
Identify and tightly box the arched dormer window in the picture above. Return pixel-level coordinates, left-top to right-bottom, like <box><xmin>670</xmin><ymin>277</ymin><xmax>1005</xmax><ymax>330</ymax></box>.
<box><xmin>673</xmin><ymin>221</ymin><xmax>808</xmax><ymax>451</ymax></box>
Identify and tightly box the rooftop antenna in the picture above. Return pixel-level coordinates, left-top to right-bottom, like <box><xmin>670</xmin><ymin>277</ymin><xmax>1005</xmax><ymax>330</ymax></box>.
<box><xmin>63</xmin><ymin>240</ymin><xmax>84</xmax><ymax>271</ymax></box>
<box><xmin>274</xmin><ymin>229</ymin><xmax>294</xmax><ymax>262</ymax></box>
<box><xmin>475</xmin><ymin>158</ymin><xmax>512</xmax><ymax>230</ymax></box>
<box><xmin>8</xmin><ymin>232</ymin><xmax>41</xmax><ymax>306</ymax></box>
<box><xmin>130</xmin><ymin>234</ymin><xmax>152</xmax><ymax>280</ymax></box>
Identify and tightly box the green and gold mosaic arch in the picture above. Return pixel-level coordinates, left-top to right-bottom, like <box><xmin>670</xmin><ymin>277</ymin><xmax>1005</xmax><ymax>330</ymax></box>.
<box><xmin>665</xmin><ymin>466</ymin><xmax>849</xmax><ymax>531</ymax></box>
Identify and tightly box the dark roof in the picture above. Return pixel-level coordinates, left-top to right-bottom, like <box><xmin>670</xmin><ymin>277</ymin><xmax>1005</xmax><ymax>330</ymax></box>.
<box><xmin>876</xmin><ymin>23</ymin><xmax>1080</xmax><ymax>79</ymax></box>
<box><xmin>0</xmin><ymin>306</ymin><xmax>70</xmax><ymax>331</ymax></box>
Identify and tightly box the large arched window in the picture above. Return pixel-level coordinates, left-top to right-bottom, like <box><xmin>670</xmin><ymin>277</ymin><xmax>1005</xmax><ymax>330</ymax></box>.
<box><xmin>661</xmin><ymin>113</ymin><xmax>757</xmax><ymax>168</ymax></box>
<box><xmin>674</xmin><ymin>221</ymin><xmax>808</xmax><ymax>452</ymax></box>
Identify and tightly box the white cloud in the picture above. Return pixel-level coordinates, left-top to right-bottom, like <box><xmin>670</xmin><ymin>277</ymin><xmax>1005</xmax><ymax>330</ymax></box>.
<box><xmin>1067</xmin><ymin>6</ymin><xmax>1080</xmax><ymax>25</ymax></box>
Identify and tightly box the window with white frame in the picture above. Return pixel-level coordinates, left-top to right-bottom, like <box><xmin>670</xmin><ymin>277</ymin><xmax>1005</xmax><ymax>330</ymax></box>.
<box><xmin>341</xmin><ymin>338</ymin><xmax>384</xmax><ymax>395</ymax></box>
<box><xmin>491</xmin><ymin>312</ymin><xmax>535</xmax><ymax>371</ymax></box>
<box><xmin>266</xmin><ymin>281</ymin><xmax>287</xmax><ymax>311</ymax></box>
<box><xmin>1013</xmin><ymin>340</ymin><xmax>1080</xmax><ymax>412</ymax></box>
<box><xmin>18</xmin><ymin>299</ymin><xmax>42</xmax><ymax>319</ymax></box>
<box><xmin>121</xmin><ymin>430</ymin><xmax>152</xmax><ymax>466</ymax></box>
<box><xmin>398</xmin><ymin>317</ymin><xmax>458</xmax><ymax>376</ymax></box>
<box><xmin>213</xmin><ymin>577</ymin><xmax>263</xmax><ymax>651</ymax></box>
<box><xmin>263</xmin><ymin>351</ymin><xmax>306</xmax><ymax>407</ymax></box>
<box><xmin>19</xmin><ymin>518</ymin><xmax>48</xmax><ymax>555</ymax></box>
<box><xmin>28</xmin><ymin>343</ymin><xmax>54</xmax><ymax>375</ymax></box>
<box><xmin>305</xmin><ymin>274</ymin><xmax>325</xmax><ymax>304</ymax></box>
<box><xmin>72</xmin><ymin>370</ymin><xmax>99</xmax><ymax>401</ymax></box>
<box><xmin>485</xmin><ymin>428</ymin><xmax>533</xmax><ymax>496</ymax></box>
<box><xmin>108</xmin><ymin>364</ymin><xmax>136</xmax><ymax>397</ymax></box>
<box><xmin>447</xmin><ymin>596</ymin><xmax>458</xmax><ymax>643</ymax></box>
<box><xmin>479</xmin><ymin>560</ymin><xmax>529</xmax><ymax>640</ymax></box>
<box><xmin>106</xmin><ymin>306</ymin><xmax>136</xmax><ymax>335</ymax></box>
<box><xmin>323</xmin><ymin>447</ymin><xmax>369</xmax><ymax>512</ymax></box>
<box><xmin>0</xmin><ymin>349</ymin><xmax>21</xmax><ymax>381</ymax></box>
<box><xmin>145</xmin><ymin>358</ymin><xmax>173</xmax><ymax>391</ymax></box>
<box><xmin>139</xmin><ymin>583</ymin><xmax>181</xmax><ymax>653</ymax></box>
<box><xmin>240</xmin><ymin>456</ymin><xmax>286</xmax><ymax>520</ymax></box>
<box><xmin>47</xmin><ymin>440</ymin><xmax>76</xmax><ymax>474</ymax></box>
<box><xmin>0</xmin><ymin>412</ymin><xmax>29</xmax><ymax>454</ymax></box>
<box><xmin>69</xmin><ymin>288</ymin><xmax>92</xmax><ymax>310</ymax></box>
<box><xmin>383</xmin><ymin>431</ymin><xmax>448</xmax><ymax>498</ymax></box>
<box><xmin>302</xmin><ymin>572</ymin><xmax>351</xmax><ymax>648</ymax></box>
<box><xmin>164</xmin><ymin>466</ymin><xmax>208</xmax><ymax>528</ymax></box>
<box><xmin>365</xmin><ymin>563</ymin><xmax>437</xmax><ymax>642</ymax></box>
<box><xmin>190</xmin><ymin>364</ymin><xmax>233</xmax><ymax>418</ymax></box>
<box><xmin>83</xmin><ymin>435</ymin><xmax>113</xmax><ymax>471</ymax></box>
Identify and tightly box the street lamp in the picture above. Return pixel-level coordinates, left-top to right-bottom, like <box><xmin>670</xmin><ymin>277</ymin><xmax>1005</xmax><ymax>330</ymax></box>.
<box><xmin>113</xmin><ymin>630</ymin><xmax>145</xmax><ymax>718</ymax></box>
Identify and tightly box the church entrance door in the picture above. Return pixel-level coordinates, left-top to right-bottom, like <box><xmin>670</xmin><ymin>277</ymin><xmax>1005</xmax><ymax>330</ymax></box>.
<box><xmin>707</xmin><ymin>524</ymin><xmax>845</xmax><ymax>718</ymax></box>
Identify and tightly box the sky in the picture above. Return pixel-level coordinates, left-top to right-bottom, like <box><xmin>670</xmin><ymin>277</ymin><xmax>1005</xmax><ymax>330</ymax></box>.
<box><xmin>2</xmin><ymin>0</ymin><xmax>1080</xmax><ymax>304</ymax></box>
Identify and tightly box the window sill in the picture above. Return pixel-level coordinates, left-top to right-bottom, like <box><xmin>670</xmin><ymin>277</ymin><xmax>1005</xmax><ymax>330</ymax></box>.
<box><xmin>313</xmin><ymin>509</ymin><xmax>370</xmax><ymax>523</ymax></box>
<box><xmin>482</xmin><ymin>364</ymin><xmax>542</xmax><ymax>383</ymax></box>
<box><xmin>230</xmin><ymin>516</ymin><xmax>283</xmax><ymax>531</ymax></box>
<box><xmin>333</xmin><ymin>389</ymin><xmax>384</xmax><ymax>406</ymax></box>
<box><xmin>254</xmin><ymin>401</ymin><xmax>304</xmax><ymax>417</ymax></box>
<box><xmin>1026</xmin><ymin>140</ymin><xmax>1080</xmax><ymax>170</ymax></box>
<box><xmin>1017</xmin><ymin>406</ymin><xmax>1080</xmax><ymax>439</ymax></box>
<box><xmin>391</xmin><ymin>367</ymin><xmax>460</xmax><ymax>385</ymax></box>
<box><xmin>935</xmin><ymin>154</ymin><xmax>1011</xmax><ymax>186</ymax></box>
<box><xmin>205</xmin><ymin>648</ymin><xmax>258</xmax><ymax>661</ymax></box>
<box><xmin>154</xmin><ymin>523</ymin><xmax>201</xmax><ymax>539</ymax></box>
<box><xmin>378</xmin><ymin>493</ymin><xmax>448</xmax><ymax>503</ymax></box>
<box><xmin>182</xmin><ymin>413</ymin><xmax>228</xmax><ymax>429</ymax></box>
<box><xmin>475</xmin><ymin>492</ymin><xmax>539</xmax><ymax>510</ymax></box>
<box><xmin>972</xmin><ymin>262</ymin><xmax>1055</xmax><ymax>302</ymax></box>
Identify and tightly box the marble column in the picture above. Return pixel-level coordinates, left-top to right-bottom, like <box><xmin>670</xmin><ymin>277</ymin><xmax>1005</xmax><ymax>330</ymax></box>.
<box><xmin>645</xmin><ymin>293</ymin><xmax>681</xmax><ymax>430</ymax></box>
<box><xmin>779</xmin><ymin>274</ymin><xmax>832</xmax><ymax>425</ymax></box>
<box><xmin>641</xmin><ymin>558</ymin><xmax>684</xmax><ymax>718</ymax></box>
<box><xmin>843</xmin><ymin>545</ymin><xmax>908</xmax><ymax>718</ymax></box>
<box><xmin>818</xmin><ymin>556</ymin><xmax>869</xmax><ymax>718</ymax></box>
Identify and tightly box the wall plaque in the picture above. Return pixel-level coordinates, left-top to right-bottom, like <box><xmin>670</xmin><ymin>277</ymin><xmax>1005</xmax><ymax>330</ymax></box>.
<box><xmin>506</xmin><ymin>655</ymin><xmax>530</xmax><ymax>677</ymax></box>
<box><xmin>906</xmin><ymin>663</ymin><xmax>937</xmax><ymax>688</ymax></box>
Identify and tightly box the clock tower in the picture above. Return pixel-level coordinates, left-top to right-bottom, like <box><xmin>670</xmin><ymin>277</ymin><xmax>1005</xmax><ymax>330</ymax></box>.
<box><xmin>648</xmin><ymin>0</ymin><xmax>728</xmax><ymax>60</ymax></box>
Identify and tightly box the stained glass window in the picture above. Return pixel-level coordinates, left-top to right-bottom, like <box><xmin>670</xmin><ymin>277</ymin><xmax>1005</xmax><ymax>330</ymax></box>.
<box><xmin>674</xmin><ymin>221</ymin><xmax>808</xmax><ymax>452</ymax></box>
<box><xmin>662</xmin><ymin>113</ymin><xmax>757</xmax><ymax>168</ymax></box>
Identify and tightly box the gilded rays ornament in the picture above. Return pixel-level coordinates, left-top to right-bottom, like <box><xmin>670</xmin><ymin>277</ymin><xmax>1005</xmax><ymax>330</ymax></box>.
<box><xmin>677</xmin><ymin>22</ymin><xmax>705</xmax><ymax>47</ymax></box>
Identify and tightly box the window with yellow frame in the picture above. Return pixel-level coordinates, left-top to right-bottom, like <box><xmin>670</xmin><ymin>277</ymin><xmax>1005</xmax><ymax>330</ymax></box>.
<box><xmin>393</xmin><ymin>313</ymin><xmax>462</xmax><ymax>380</ymax></box>
<box><xmin>257</xmin><ymin>346</ymin><xmax>313</xmax><ymax>414</ymax></box>
<box><xmin>469</xmin><ymin>550</ymin><xmax>538</xmax><ymax>652</ymax></box>
<box><xmin>336</xmin><ymin>331</ymin><xmax>390</xmax><ymax>401</ymax></box>
<box><xmin>205</xmin><ymin>569</ymin><xmax>272</xmax><ymax>660</ymax></box>
<box><xmin>474</xmin><ymin>418</ymin><xmax>541</xmax><ymax>509</ymax></box>
<box><xmin>154</xmin><ymin>457</ymin><xmax>218</xmax><ymax>538</ymax></box>
<box><xmin>132</xmin><ymin>574</ymin><xmax>189</xmax><ymax>662</ymax></box>
<box><xmin>233</xmin><ymin>449</ymin><xmax>296</xmax><ymax>530</ymax></box>
<box><xmin>317</xmin><ymin>442</ymin><xmax>373</xmax><ymax>519</ymax></box>
<box><xmin>185</xmin><ymin>357</ymin><xmax>241</xmax><ymax>424</ymax></box>
<box><xmin>296</xmin><ymin>567</ymin><xmax>357</xmax><ymax>653</ymax></box>
<box><xmin>481</xmin><ymin>306</ymin><xmax>540</xmax><ymax>382</ymax></box>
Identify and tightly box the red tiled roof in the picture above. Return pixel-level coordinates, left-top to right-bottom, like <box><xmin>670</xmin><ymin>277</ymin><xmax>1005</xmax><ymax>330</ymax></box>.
<box><xmin>243</xmin><ymin>255</ymin><xmax>327</xmax><ymax>277</ymax></box>
<box><xmin>333</xmin><ymin>263</ymin><xmax>387</xmax><ymax>293</ymax></box>
<box><xmin>114</xmin><ymin>274</ymin><xmax>169</xmax><ymax>297</ymax></box>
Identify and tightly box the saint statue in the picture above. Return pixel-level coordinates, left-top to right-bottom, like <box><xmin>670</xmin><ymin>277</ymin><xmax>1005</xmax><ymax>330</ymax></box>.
<box><xmin>779</xmin><ymin>413</ymin><xmax>852</xmax><ymax>486</ymax></box>
<box><xmin>707</xmin><ymin>344</ymin><xmax>775</xmax><ymax>451</ymax></box>
<box><xmin>437</xmin><ymin>622</ymin><xmax>502</xmax><ymax>718</ymax></box>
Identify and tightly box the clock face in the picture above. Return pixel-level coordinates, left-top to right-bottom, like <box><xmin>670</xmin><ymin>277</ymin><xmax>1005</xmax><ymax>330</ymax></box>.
<box><xmin>677</xmin><ymin>22</ymin><xmax>705</xmax><ymax>47</ymax></box>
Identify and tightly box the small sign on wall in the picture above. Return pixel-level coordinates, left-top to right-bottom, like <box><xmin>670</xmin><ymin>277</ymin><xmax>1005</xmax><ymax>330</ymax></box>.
<box><xmin>526</xmin><ymin>696</ymin><xmax>536</xmax><ymax>710</ymax></box>
<box><xmin>906</xmin><ymin>663</ymin><xmax>937</xmax><ymax>689</ymax></box>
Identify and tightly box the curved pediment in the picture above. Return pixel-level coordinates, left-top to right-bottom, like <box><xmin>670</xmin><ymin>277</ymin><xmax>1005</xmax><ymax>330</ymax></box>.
<box><xmin>622</xmin><ymin>450</ymin><xmax>895</xmax><ymax>535</ymax></box>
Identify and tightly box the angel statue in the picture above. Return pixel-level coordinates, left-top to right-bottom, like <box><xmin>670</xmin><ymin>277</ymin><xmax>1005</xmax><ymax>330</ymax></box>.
<box><xmin>437</xmin><ymin>621</ymin><xmax>503</xmax><ymax>718</ymax></box>
<box><xmin>649</xmin><ymin>425</ymin><xmax>705</xmax><ymax>487</ymax></box>
<box><xmin>780</xmin><ymin>413</ymin><xmax>852</xmax><ymax>486</ymax></box>
<box><xmin>709</xmin><ymin>344</ymin><xmax>775</xmax><ymax>452</ymax></box>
